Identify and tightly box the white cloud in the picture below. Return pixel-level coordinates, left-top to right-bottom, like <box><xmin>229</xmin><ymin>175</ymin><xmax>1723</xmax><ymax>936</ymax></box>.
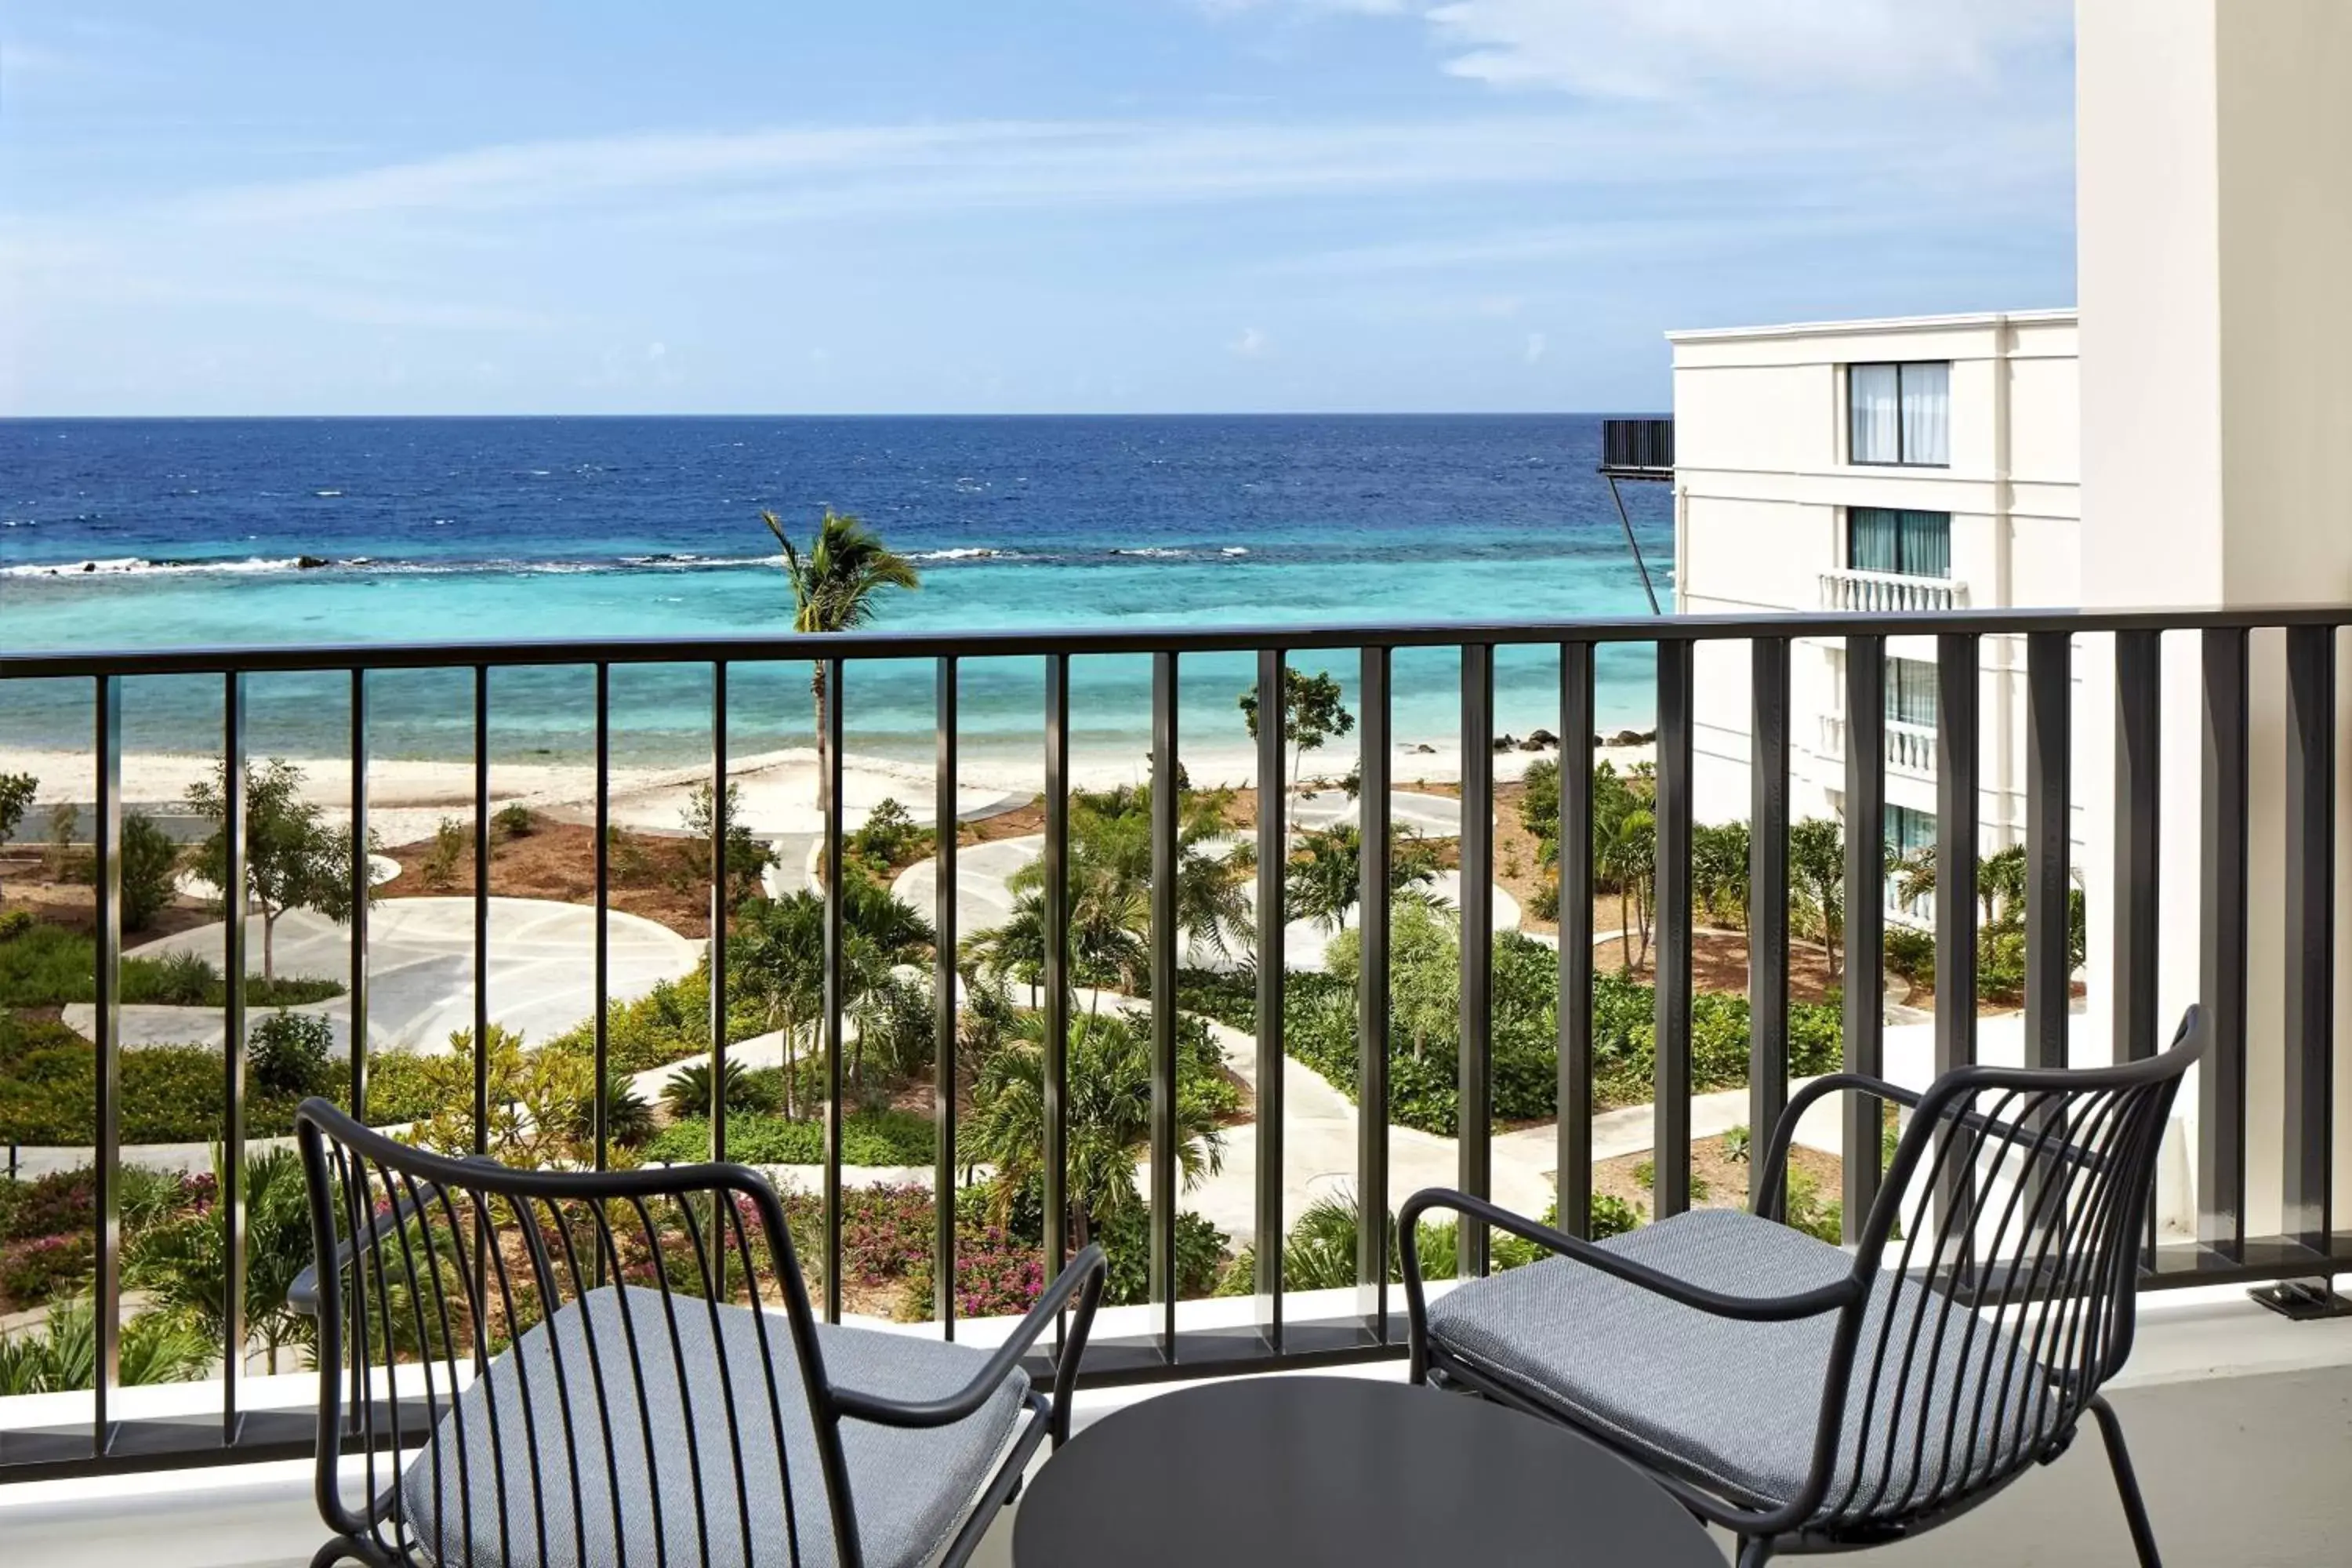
<box><xmin>1229</xmin><ymin>325</ymin><xmax>1269</xmax><ymax>357</ymax></box>
<box><xmin>1423</xmin><ymin>0</ymin><xmax>2071</xmax><ymax>100</ymax></box>
<box><xmin>1523</xmin><ymin>331</ymin><xmax>1545</xmax><ymax>364</ymax></box>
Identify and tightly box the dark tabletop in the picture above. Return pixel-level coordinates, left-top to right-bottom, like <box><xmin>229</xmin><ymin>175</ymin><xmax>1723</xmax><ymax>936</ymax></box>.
<box><xmin>1013</xmin><ymin>1375</ymin><xmax>1723</xmax><ymax>1567</ymax></box>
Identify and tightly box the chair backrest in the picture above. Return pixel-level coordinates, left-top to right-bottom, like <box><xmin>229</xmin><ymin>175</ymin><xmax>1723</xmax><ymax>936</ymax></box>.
<box><xmin>293</xmin><ymin>1100</ymin><xmax>861</xmax><ymax>1568</ymax></box>
<box><xmin>1809</xmin><ymin>1007</ymin><xmax>2201</xmax><ymax>1531</ymax></box>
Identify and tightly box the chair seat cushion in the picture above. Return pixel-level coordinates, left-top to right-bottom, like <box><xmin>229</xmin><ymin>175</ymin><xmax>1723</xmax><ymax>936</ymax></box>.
<box><xmin>1425</xmin><ymin>1208</ymin><xmax>2056</xmax><ymax>1521</ymax></box>
<box><xmin>398</xmin><ymin>1286</ymin><xmax>1029</xmax><ymax>1568</ymax></box>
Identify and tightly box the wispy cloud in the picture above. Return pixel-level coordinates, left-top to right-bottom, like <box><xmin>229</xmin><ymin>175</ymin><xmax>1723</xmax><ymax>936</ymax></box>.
<box><xmin>1523</xmin><ymin>331</ymin><xmax>1545</xmax><ymax>364</ymax></box>
<box><xmin>1229</xmin><ymin>325</ymin><xmax>1269</xmax><ymax>357</ymax></box>
<box><xmin>1424</xmin><ymin>0</ymin><xmax>2070</xmax><ymax>100</ymax></box>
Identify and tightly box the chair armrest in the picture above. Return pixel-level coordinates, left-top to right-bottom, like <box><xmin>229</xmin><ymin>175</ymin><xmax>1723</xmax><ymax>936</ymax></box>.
<box><xmin>1755</xmin><ymin>1073</ymin><xmax>1921</xmax><ymax>1220</ymax></box>
<box><xmin>288</xmin><ymin>1178</ymin><xmax>447</xmax><ymax>1318</ymax></box>
<box><xmin>829</xmin><ymin>1243</ymin><xmax>1109</xmax><ymax>1437</ymax></box>
<box><xmin>1398</xmin><ymin>1189</ymin><xmax>1860</xmax><ymax>1324</ymax></box>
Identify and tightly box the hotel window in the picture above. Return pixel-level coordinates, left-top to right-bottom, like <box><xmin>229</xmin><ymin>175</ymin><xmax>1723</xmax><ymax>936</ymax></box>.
<box><xmin>1885</xmin><ymin>805</ymin><xmax>1937</xmax><ymax>916</ymax></box>
<box><xmin>1886</xmin><ymin>657</ymin><xmax>1940</xmax><ymax>731</ymax></box>
<box><xmin>1849</xmin><ymin>506</ymin><xmax>1951</xmax><ymax>578</ymax></box>
<box><xmin>1849</xmin><ymin>361</ymin><xmax>1950</xmax><ymax>466</ymax></box>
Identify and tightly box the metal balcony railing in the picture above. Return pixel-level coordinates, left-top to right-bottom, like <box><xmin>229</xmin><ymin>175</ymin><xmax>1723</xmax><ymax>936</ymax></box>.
<box><xmin>0</xmin><ymin>601</ymin><xmax>2344</xmax><ymax>1483</ymax></box>
<box><xmin>1598</xmin><ymin>417</ymin><xmax>1674</xmax><ymax>477</ymax></box>
<box><xmin>1820</xmin><ymin>712</ymin><xmax>1940</xmax><ymax>777</ymax></box>
<box><xmin>1820</xmin><ymin>568</ymin><xmax>1969</xmax><ymax>614</ymax></box>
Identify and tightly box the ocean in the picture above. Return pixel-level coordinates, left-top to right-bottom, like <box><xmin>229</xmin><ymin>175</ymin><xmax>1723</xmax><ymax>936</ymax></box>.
<box><xmin>0</xmin><ymin>416</ymin><xmax>1671</xmax><ymax>775</ymax></box>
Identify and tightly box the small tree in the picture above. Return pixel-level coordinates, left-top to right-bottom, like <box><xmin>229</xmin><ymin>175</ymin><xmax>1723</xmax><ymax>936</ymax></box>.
<box><xmin>0</xmin><ymin>773</ymin><xmax>36</xmax><ymax>901</ymax></box>
<box><xmin>119</xmin><ymin>811</ymin><xmax>180</xmax><ymax>932</ymax></box>
<box><xmin>1788</xmin><ymin>817</ymin><xmax>1846</xmax><ymax>982</ymax></box>
<box><xmin>1238</xmin><ymin>666</ymin><xmax>1355</xmax><ymax>821</ymax></box>
<box><xmin>187</xmin><ymin>758</ymin><xmax>365</xmax><ymax>982</ymax></box>
<box><xmin>681</xmin><ymin>782</ymin><xmax>776</xmax><ymax>906</ymax></box>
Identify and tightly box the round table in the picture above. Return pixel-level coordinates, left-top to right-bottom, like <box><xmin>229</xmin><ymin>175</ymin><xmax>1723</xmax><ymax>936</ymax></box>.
<box><xmin>1012</xmin><ymin>1375</ymin><xmax>1722</xmax><ymax>1567</ymax></box>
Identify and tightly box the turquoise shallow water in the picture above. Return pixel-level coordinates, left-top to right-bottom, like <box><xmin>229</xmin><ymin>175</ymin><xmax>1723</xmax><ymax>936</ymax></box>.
<box><xmin>0</xmin><ymin>416</ymin><xmax>1669</xmax><ymax>768</ymax></box>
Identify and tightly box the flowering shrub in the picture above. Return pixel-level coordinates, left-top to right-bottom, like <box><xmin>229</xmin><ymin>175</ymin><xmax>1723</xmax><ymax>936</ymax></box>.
<box><xmin>951</xmin><ymin>1226</ymin><xmax>1045</xmax><ymax>1319</ymax></box>
<box><xmin>1</xmin><ymin>1232</ymin><xmax>94</xmax><ymax>1309</ymax></box>
<box><xmin>2</xmin><ymin>1167</ymin><xmax>97</xmax><ymax>1242</ymax></box>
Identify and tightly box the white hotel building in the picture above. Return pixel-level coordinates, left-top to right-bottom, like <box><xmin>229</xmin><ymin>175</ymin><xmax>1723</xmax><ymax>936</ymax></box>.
<box><xmin>1669</xmin><ymin>310</ymin><xmax>2089</xmax><ymax>903</ymax></box>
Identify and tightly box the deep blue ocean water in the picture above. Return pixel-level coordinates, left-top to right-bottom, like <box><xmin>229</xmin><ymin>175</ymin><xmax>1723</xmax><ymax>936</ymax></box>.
<box><xmin>0</xmin><ymin>416</ymin><xmax>1669</xmax><ymax>770</ymax></box>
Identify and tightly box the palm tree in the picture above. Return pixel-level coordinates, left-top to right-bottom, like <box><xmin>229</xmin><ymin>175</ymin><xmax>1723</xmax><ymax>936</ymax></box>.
<box><xmin>761</xmin><ymin>508</ymin><xmax>921</xmax><ymax>826</ymax></box>
<box><xmin>964</xmin><ymin>1009</ymin><xmax>1223</xmax><ymax>1252</ymax></box>
<box><xmin>126</xmin><ymin>1145</ymin><xmax>316</xmax><ymax>1374</ymax></box>
<box><xmin>734</xmin><ymin>876</ymin><xmax>932</xmax><ymax>1110</ymax></box>
<box><xmin>960</xmin><ymin>887</ymin><xmax>1050</xmax><ymax>1006</ymax></box>
<box><xmin>1283</xmin><ymin>821</ymin><xmax>1442</xmax><ymax>935</ymax></box>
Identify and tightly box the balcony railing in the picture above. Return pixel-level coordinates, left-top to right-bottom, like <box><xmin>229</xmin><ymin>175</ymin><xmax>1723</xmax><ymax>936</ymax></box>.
<box><xmin>1598</xmin><ymin>417</ymin><xmax>1674</xmax><ymax>477</ymax></box>
<box><xmin>1820</xmin><ymin>568</ymin><xmax>1969</xmax><ymax>614</ymax></box>
<box><xmin>0</xmin><ymin>602</ymin><xmax>2344</xmax><ymax>1483</ymax></box>
<box><xmin>1820</xmin><ymin>711</ymin><xmax>1939</xmax><ymax>777</ymax></box>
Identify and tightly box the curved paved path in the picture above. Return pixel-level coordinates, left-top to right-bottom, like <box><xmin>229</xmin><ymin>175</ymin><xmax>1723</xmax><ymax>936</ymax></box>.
<box><xmin>62</xmin><ymin>898</ymin><xmax>701</xmax><ymax>1058</ymax></box>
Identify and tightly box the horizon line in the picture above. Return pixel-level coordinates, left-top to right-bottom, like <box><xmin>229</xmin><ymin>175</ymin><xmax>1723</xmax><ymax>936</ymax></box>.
<box><xmin>0</xmin><ymin>408</ymin><xmax>1670</xmax><ymax>423</ymax></box>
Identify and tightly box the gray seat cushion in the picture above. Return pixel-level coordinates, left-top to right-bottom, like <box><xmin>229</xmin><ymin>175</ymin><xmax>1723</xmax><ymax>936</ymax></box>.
<box><xmin>398</xmin><ymin>1287</ymin><xmax>1029</xmax><ymax>1568</ymax></box>
<box><xmin>1426</xmin><ymin>1208</ymin><xmax>2057</xmax><ymax>1522</ymax></box>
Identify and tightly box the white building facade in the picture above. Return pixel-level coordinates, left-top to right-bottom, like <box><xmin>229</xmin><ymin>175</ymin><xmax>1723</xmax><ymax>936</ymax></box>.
<box><xmin>1669</xmin><ymin>310</ymin><xmax>2086</xmax><ymax>908</ymax></box>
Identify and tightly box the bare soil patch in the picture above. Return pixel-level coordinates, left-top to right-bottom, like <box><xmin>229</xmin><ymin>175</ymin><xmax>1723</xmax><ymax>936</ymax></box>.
<box><xmin>1595</xmin><ymin>1135</ymin><xmax>1843</xmax><ymax>1223</ymax></box>
<box><xmin>378</xmin><ymin>813</ymin><xmax>714</xmax><ymax>937</ymax></box>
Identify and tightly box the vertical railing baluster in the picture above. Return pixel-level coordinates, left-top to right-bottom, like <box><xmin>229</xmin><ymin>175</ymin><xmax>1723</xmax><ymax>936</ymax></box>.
<box><xmin>709</xmin><ymin>662</ymin><xmax>728</xmax><ymax>1164</ymax></box>
<box><xmin>1558</xmin><ymin>644</ymin><xmax>1596</xmax><ymax>1237</ymax></box>
<box><xmin>2198</xmin><ymin>627</ymin><xmax>2249</xmax><ymax>1258</ymax></box>
<box><xmin>1935</xmin><ymin>633</ymin><xmax>1981</xmax><ymax>1069</ymax></box>
<box><xmin>1933</xmin><ymin>633</ymin><xmax>1980</xmax><ymax>1251</ymax></box>
<box><xmin>473</xmin><ymin>665</ymin><xmax>490</xmax><ymax>1152</ymax></box>
<box><xmin>222</xmin><ymin>671</ymin><xmax>248</xmax><ymax>1443</ymax></box>
<box><xmin>1457</xmin><ymin>644</ymin><xmax>1493</xmax><ymax>1276</ymax></box>
<box><xmin>1149</xmin><ymin>652</ymin><xmax>1179</xmax><ymax>1360</ymax></box>
<box><xmin>593</xmin><ymin>664</ymin><xmax>611</xmax><ymax>1177</ymax></box>
<box><xmin>2111</xmin><ymin>630</ymin><xmax>2161</xmax><ymax>1266</ymax></box>
<box><xmin>1254</xmin><ymin>648</ymin><xmax>1288</xmax><ymax>1336</ymax></box>
<box><xmin>1842</xmin><ymin>635</ymin><xmax>1887</xmax><ymax>1238</ymax></box>
<box><xmin>1652</xmin><ymin>640</ymin><xmax>1694</xmax><ymax>1219</ymax></box>
<box><xmin>93</xmin><ymin>676</ymin><xmax>122</xmax><ymax>1457</ymax></box>
<box><xmin>1356</xmin><ymin>646</ymin><xmax>1392</xmax><ymax>1326</ymax></box>
<box><xmin>822</xmin><ymin>656</ymin><xmax>847</xmax><ymax>1322</ymax></box>
<box><xmin>934</xmin><ymin>657</ymin><xmax>959</xmax><ymax>1336</ymax></box>
<box><xmin>349</xmin><ymin>671</ymin><xmax>369</xmax><ymax>1127</ymax></box>
<box><xmin>2112</xmin><ymin>631</ymin><xmax>2161</xmax><ymax>1069</ymax></box>
<box><xmin>1745</xmin><ymin>639</ymin><xmax>1789</xmax><ymax>1216</ymax></box>
<box><xmin>2283</xmin><ymin>623</ymin><xmax>2335</xmax><ymax>1253</ymax></box>
<box><xmin>1043</xmin><ymin>655</ymin><xmax>1071</xmax><ymax>1308</ymax></box>
<box><xmin>2024</xmin><ymin>631</ymin><xmax>2071</xmax><ymax>1066</ymax></box>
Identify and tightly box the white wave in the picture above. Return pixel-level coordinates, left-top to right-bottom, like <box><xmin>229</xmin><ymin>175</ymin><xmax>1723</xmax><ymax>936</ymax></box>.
<box><xmin>909</xmin><ymin>546</ymin><xmax>1003</xmax><ymax>561</ymax></box>
<box><xmin>313</xmin><ymin>488</ymin><xmax>343</xmax><ymax>497</ymax></box>
<box><xmin>0</xmin><ymin>555</ymin><xmax>325</xmax><ymax>579</ymax></box>
<box><xmin>1220</xmin><ymin>546</ymin><xmax>1250</xmax><ymax>556</ymax></box>
<box><xmin>1109</xmin><ymin>546</ymin><xmax>1190</xmax><ymax>559</ymax></box>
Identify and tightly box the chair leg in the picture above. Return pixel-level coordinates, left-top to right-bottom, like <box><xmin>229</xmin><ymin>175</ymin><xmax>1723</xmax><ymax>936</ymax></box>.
<box><xmin>2089</xmin><ymin>1394</ymin><xmax>2161</xmax><ymax>1567</ymax></box>
<box><xmin>1735</xmin><ymin>1537</ymin><xmax>1774</xmax><ymax>1567</ymax></box>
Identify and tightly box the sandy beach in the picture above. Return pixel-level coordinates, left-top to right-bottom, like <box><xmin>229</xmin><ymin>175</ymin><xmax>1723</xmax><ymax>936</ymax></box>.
<box><xmin>0</xmin><ymin>732</ymin><xmax>1598</xmax><ymax>845</ymax></box>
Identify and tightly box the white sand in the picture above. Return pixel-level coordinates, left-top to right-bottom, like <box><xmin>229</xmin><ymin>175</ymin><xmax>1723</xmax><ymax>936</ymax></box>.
<box><xmin>0</xmin><ymin>734</ymin><xmax>1642</xmax><ymax>847</ymax></box>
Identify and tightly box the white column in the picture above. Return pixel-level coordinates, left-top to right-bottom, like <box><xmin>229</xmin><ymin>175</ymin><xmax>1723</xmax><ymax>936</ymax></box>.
<box><xmin>2077</xmin><ymin>0</ymin><xmax>2352</xmax><ymax>1238</ymax></box>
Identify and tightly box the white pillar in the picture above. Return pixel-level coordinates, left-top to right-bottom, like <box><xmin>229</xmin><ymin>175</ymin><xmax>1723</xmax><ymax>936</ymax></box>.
<box><xmin>2077</xmin><ymin>0</ymin><xmax>2352</xmax><ymax>1239</ymax></box>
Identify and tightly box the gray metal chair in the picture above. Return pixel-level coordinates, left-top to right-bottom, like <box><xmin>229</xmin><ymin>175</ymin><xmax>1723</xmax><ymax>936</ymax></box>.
<box><xmin>1402</xmin><ymin>1008</ymin><xmax>2201</xmax><ymax>1567</ymax></box>
<box><xmin>290</xmin><ymin>1101</ymin><xmax>1105</xmax><ymax>1568</ymax></box>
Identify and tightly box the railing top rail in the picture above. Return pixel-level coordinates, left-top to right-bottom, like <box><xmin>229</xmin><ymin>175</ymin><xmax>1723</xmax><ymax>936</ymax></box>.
<box><xmin>2</xmin><ymin>603</ymin><xmax>2349</xmax><ymax>677</ymax></box>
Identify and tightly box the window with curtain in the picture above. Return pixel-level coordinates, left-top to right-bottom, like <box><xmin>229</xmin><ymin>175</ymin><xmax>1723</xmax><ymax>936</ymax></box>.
<box><xmin>1847</xmin><ymin>507</ymin><xmax>1951</xmax><ymax>577</ymax></box>
<box><xmin>1886</xmin><ymin>657</ymin><xmax>1940</xmax><ymax>729</ymax></box>
<box><xmin>1848</xmin><ymin>361</ymin><xmax>1950</xmax><ymax>465</ymax></box>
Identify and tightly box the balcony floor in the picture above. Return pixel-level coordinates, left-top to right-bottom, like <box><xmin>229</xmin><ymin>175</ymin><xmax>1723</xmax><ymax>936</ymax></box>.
<box><xmin>6</xmin><ymin>1296</ymin><xmax>2350</xmax><ymax>1566</ymax></box>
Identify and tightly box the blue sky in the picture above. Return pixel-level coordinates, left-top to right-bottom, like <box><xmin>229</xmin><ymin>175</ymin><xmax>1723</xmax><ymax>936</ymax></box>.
<box><xmin>1</xmin><ymin>2</ymin><xmax>2076</xmax><ymax>416</ymax></box>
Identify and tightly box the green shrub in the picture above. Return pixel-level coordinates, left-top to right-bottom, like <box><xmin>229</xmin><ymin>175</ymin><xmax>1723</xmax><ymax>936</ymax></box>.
<box><xmin>0</xmin><ymin>910</ymin><xmax>34</xmax><ymax>942</ymax></box>
<box><xmin>646</xmin><ymin>1109</ymin><xmax>936</xmax><ymax>1167</ymax></box>
<box><xmin>247</xmin><ymin>1010</ymin><xmax>333</xmax><ymax>1098</ymax></box>
<box><xmin>661</xmin><ymin>1058</ymin><xmax>777</xmax><ymax>1119</ymax></box>
<box><xmin>845</xmin><ymin>797</ymin><xmax>931</xmax><ymax>878</ymax></box>
<box><xmin>1097</xmin><ymin>1203</ymin><xmax>1227</xmax><ymax>1307</ymax></box>
<box><xmin>119</xmin><ymin>812</ymin><xmax>180</xmax><ymax>932</ymax></box>
<box><xmin>544</xmin><ymin>965</ymin><xmax>769</xmax><ymax>1076</ymax></box>
<box><xmin>359</xmin><ymin>1049</ymin><xmax>440</xmax><ymax>1125</ymax></box>
<box><xmin>0</xmin><ymin>1015</ymin><xmax>339</xmax><ymax>1145</ymax></box>
<box><xmin>422</xmin><ymin>817</ymin><xmax>466</xmax><ymax>891</ymax></box>
<box><xmin>1</xmin><ymin>1232</ymin><xmax>94</xmax><ymax>1309</ymax></box>
<box><xmin>493</xmin><ymin>802</ymin><xmax>534</xmax><ymax>840</ymax></box>
<box><xmin>1884</xmin><ymin>924</ymin><xmax>1936</xmax><ymax>986</ymax></box>
<box><xmin>0</xmin><ymin>923</ymin><xmax>340</xmax><ymax>1008</ymax></box>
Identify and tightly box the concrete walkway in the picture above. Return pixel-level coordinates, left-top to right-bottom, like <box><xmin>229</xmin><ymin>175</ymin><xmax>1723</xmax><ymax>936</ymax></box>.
<box><xmin>60</xmin><ymin>898</ymin><xmax>702</xmax><ymax>1057</ymax></box>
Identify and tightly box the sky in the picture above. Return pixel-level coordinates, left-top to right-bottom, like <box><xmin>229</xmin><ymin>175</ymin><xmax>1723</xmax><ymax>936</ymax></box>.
<box><xmin>0</xmin><ymin>2</ymin><xmax>2078</xmax><ymax>416</ymax></box>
